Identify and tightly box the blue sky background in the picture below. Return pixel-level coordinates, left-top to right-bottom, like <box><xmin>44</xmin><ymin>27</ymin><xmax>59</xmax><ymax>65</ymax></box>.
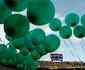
<box><xmin>0</xmin><ymin>0</ymin><xmax>85</xmax><ymax>62</ymax></box>
<box><xmin>40</xmin><ymin>0</ymin><xmax>85</xmax><ymax>62</ymax></box>
<box><xmin>52</xmin><ymin>0</ymin><xmax>85</xmax><ymax>17</ymax></box>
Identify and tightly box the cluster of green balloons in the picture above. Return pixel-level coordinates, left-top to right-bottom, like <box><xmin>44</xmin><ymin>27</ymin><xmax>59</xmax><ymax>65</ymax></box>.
<box><xmin>0</xmin><ymin>0</ymin><xmax>85</xmax><ymax>70</ymax></box>
<box><xmin>0</xmin><ymin>44</ymin><xmax>16</xmax><ymax>65</ymax></box>
<box><xmin>0</xmin><ymin>0</ymin><xmax>61</xmax><ymax>70</ymax></box>
<box><xmin>49</xmin><ymin>12</ymin><xmax>85</xmax><ymax>39</ymax></box>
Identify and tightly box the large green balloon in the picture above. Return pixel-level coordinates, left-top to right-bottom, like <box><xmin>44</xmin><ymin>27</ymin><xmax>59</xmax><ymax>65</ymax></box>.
<box><xmin>45</xmin><ymin>34</ymin><xmax>60</xmax><ymax>52</ymax></box>
<box><xmin>4</xmin><ymin>0</ymin><xmax>28</xmax><ymax>11</ymax></box>
<box><xmin>0</xmin><ymin>1</ymin><xmax>11</xmax><ymax>23</ymax></box>
<box><xmin>49</xmin><ymin>18</ymin><xmax>62</xmax><ymax>31</ymax></box>
<box><xmin>65</xmin><ymin>13</ymin><xmax>79</xmax><ymax>27</ymax></box>
<box><xmin>30</xmin><ymin>28</ymin><xmax>46</xmax><ymax>46</ymax></box>
<box><xmin>59</xmin><ymin>26</ymin><xmax>72</xmax><ymax>39</ymax></box>
<box><xmin>4</xmin><ymin>14</ymin><xmax>29</xmax><ymax>39</ymax></box>
<box><xmin>27</xmin><ymin>0</ymin><xmax>55</xmax><ymax>25</ymax></box>
<box><xmin>73</xmin><ymin>25</ymin><xmax>85</xmax><ymax>38</ymax></box>
<box><xmin>81</xmin><ymin>14</ymin><xmax>85</xmax><ymax>25</ymax></box>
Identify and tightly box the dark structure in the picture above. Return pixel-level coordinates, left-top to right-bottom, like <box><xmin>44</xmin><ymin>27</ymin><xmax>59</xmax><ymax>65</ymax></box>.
<box><xmin>38</xmin><ymin>61</ymin><xmax>85</xmax><ymax>70</ymax></box>
<box><xmin>0</xmin><ymin>64</ymin><xmax>16</xmax><ymax>70</ymax></box>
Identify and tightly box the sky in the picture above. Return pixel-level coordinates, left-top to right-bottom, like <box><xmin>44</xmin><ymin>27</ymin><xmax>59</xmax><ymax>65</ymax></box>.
<box><xmin>0</xmin><ymin>0</ymin><xmax>85</xmax><ymax>62</ymax></box>
<box><xmin>40</xmin><ymin>0</ymin><xmax>85</xmax><ymax>62</ymax></box>
<box><xmin>52</xmin><ymin>0</ymin><xmax>85</xmax><ymax>17</ymax></box>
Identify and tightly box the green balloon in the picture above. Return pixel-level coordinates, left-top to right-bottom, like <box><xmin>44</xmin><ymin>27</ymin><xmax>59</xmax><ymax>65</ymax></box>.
<box><xmin>49</xmin><ymin>18</ymin><xmax>62</xmax><ymax>31</ymax></box>
<box><xmin>0</xmin><ymin>44</ymin><xmax>8</xmax><ymax>59</ymax></box>
<box><xmin>36</xmin><ymin>44</ymin><xmax>47</xmax><ymax>56</ymax></box>
<box><xmin>30</xmin><ymin>28</ymin><xmax>46</xmax><ymax>46</ymax></box>
<box><xmin>4</xmin><ymin>0</ymin><xmax>28</xmax><ymax>11</ymax></box>
<box><xmin>23</xmin><ymin>34</ymin><xmax>35</xmax><ymax>51</ymax></box>
<box><xmin>45</xmin><ymin>34</ymin><xmax>60</xmax><ymax>52</ymax></box>
<box><xmin>73</xmin><ymin>25</ymin><xmax>85</xmax><ymax>38</ymax></box>
<box><xmin>7</xmin><ymin>46</ymin><xmax>16</xmax><ymax>58</ymax></box>
<box><xmin>0</xmin><ymin>0</ymin><xmax>4</xmax><ymax>4</ymax></box>
<box><xmin>65</xmin><ymin>13</ymin><xmax>79</xmax><ymax>27</ymax></box>
<box><xmin>0</xmin><ymin>1</ymin><xmax>11</xmax><ymax>23</ymax></box>
<box><xmin>24</xmin><ymin>54</ymin><xmax>34</xmax><ymax>65</ymax></box>
<box><xmin>0</xmin><ymin>44</ymin><xmax>8</xmax><ymax>64</ymax></box>
<box><xmin>31</xmin><ymin>50</ymin><xmax>40</xmax><ymax>60</ymax></box>
<box><xmin>10</xmin><ymin>38</ymin><xmax>24</xmax><ymax>49</ymax></box>
<box><xmin>10</xmin><ymin>34</ymin><xmax>33</xmax><ymax>50</ymax></box>
<box><xmin>16</xmin><ymin>53</ymin><xmax>25</xmax><ymax>64</ymax></box>
<box><xmin>59</xmin><ymin>26</ymin><xmax>72</xmax><ymax>39</ymax></box>
<box><xmin>1</xmin><ymin>46</ymin><xmax>16</xmax><ymax>64</ymax></box>
<box><xmin>7</xmin><ymin>58</ymin><xmax>16</xmax><ymax>64</ymax></box>
<box><xmin>20</xmin><ymin>47</ymin><xmax>29</xmax><ymax>56</ymax></box>
<box><xmin>81</xmin><ymin>14</ymin><xmax>85</xmax><ymax>25</ymax></box>
<box><xmin>27</xmin><ymin>0</ymin><xmax>55</xmax><ymax>25</ymax></box>
<box><xmin>17</xmin><ymin>59</ymin><xmax>38</xmax><ymax>70</ymax></box>
<box><xmin>4</xmin><ymin>14</ymin><xmax>29</xmax><ymax>39</ymax></box>
<box><xmin>30</xmin><ymin>61</ymin><xmax>39</xmax><ymax>70</ymax></box>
